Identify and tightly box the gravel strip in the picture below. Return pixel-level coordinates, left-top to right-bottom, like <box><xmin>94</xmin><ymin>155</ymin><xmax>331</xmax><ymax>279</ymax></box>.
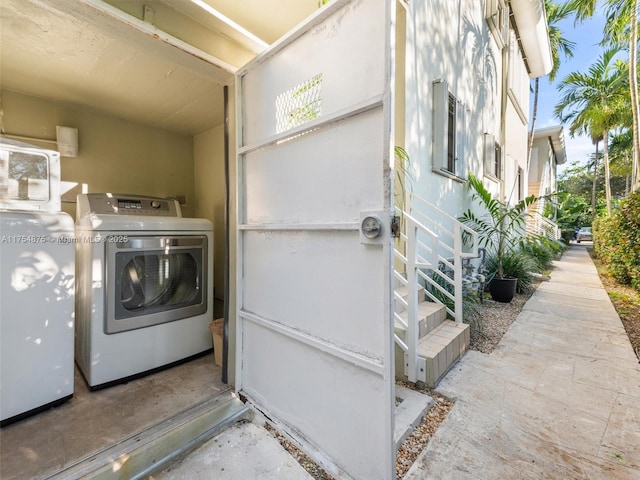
<box><xmin>395</xmin><ymin>385</ymin><xmax>454</xmax><ymax>479</ymax></box>
<box><xmin>265</xmin><ymin>387</ymin><xmax>454</xmax><ymax>480</ymax></box>
<box><xmin>469</xmin><ymin>287</ymin><xmax>536</xmax><ymax>354</ymax></box>
<box><xmin>264</xmin><ymin>423</ymin><xmax>334</xmax><ymax>480</ymax></box>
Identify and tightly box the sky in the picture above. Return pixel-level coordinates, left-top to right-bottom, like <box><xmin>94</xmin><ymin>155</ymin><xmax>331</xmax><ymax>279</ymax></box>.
<box><xmin>535</xmin><ymin>7</ymin><xmax>608</xmax><ymax>174</ymax></box>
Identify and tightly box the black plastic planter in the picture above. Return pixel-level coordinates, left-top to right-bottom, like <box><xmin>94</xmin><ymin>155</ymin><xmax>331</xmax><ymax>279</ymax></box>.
<box><xmin>488</xmin><ymin>277</ymin><xmax>518</xmax><ymax>303</ymax></box>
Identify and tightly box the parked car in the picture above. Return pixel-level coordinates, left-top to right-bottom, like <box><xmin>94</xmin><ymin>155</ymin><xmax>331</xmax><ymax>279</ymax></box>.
<box><xmin>576</xmin><ymin>227</ymin><xmax>593</xmax><ymax>243</ymax></box>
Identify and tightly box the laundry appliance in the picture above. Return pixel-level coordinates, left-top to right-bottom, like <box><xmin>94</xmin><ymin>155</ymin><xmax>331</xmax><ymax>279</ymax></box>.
<box><xmin>0</xmin><ymin>137</ymin><xmax>75</xmax><ymax>426</ymax></box>
<box><xmin>75</xmin><ymin>193</ymin><xmax>213</xmax><ymax>389</ymax></box>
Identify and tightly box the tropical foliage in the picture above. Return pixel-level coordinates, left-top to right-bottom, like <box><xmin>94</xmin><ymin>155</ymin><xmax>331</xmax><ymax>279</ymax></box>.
<box><xmin>554</xmin><ymin>152</ymin><xmax>631</xmax><ymax>237</ymax></box>
<box><xmin>562</xmin><ymin>0</ymin><xmax>640</xmax><ymax>194</ymax></box>
<box><xmin>459</xmin><ymin>174</ymin><xmax>539</xmax><ymax>280</ymax></box>
<box><xmin>593</xmin><ymin>192</ymin><xmax>640</xmax><ymax>291</ymax></box>
<box><xmin>484</xmin><ymin>250</ymin><xmax>538</xmax><ymax>294</ymax></box>
<box><xmin>554</xmin><ymin>48</ymin><xmax>629</xmax><ymax>215</ymax></box>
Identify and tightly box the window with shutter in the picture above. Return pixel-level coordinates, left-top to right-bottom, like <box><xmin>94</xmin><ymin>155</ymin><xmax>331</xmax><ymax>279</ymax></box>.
<box><xmin>486</xmin><ymin>0</ymin><xmax>509</xmax><ymax>48</ymax></box>
<box><xmin>484</xmin><ymin>133</ymin><xmax>502</xmax><ymax>179</ymax></box>
<box><xmin>432</xmin><ymin>80</ymin><xmax>466</xmax><ymax>180</ymax></box>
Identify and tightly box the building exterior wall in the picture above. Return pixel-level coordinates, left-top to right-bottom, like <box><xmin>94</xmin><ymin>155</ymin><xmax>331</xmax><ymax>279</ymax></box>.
<box><xmin>504</xmin><ymin>98</ymin><xmax>529</xmax><ymax>202</ymax></box>
<box><xmin>504</xmin><ymin>27</ymin><xmax>531</xmax><ymax>205</ymax></box>
<box><xmin>403</xmin><ymin>0</ymin><xmax>486</xmax><ymax>218</ymax></box>
<box><xmin>530</xmin><ymin>136</ymin><xmax>558</xmax><ymax>197</ymax></box>
<box><xmin>401</xmin><ymin>0</ymin><xmax>537</xmax><ymax>224</ymax></box>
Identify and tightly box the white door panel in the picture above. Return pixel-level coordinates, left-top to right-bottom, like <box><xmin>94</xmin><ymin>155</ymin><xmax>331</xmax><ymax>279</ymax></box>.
<box><xmin>237</xmin><ymin>1</ymin><xmax>395</xmax><ymax>478</ymax></box>
<box><xmin>243</xmin><ymin>110</ymin><xmax>386</xmax><ymax>225</ymax></box>
<box><xmin>240</xmin><ymin>3</ymin><xmax>388</xmax><ymax>146</ymax></box>
<box><xmin>241</xmin><ymin>323</ymin><xmax>388</xmax><ymax>478</ymax></box>
<box><xmin>242</xmin><ymin>230</ymin><xmax>386</xmax><ymax>356</ymax></box>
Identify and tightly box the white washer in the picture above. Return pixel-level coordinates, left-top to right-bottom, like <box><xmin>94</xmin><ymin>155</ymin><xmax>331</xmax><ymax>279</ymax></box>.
<box><xmin>0</xmin><ymin>138</ymin><xmax>75</xmax><ymax>426</ymax></box>
<box><xmin>75</xmin><ymin>193</ymin><xmax>214</xmax><ymax>389</ymax></box>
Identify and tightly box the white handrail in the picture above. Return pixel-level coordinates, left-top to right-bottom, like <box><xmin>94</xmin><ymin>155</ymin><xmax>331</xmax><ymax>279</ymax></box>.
<box><xmin>404</xmin><ymin>212</ymin><xmax>438</xmax><ymax>382</ymax></box>
<box><xmin>397</xmin><ymin>193</ymin><xmax>478</xmax><ymax>323</ymax></box>
<box><xmin>393</xmin><ymin>193</ymin><xmax>479</xmax><ymax>383</ymax></box>
<box><xmin>527</xmin><ymin>211</ymin><xmax>561</xmax><ymax>240</ymax></box>
<box><xmin>409</xmin><ymin>192</ymin><xmax>478</xmax><ymax>258</ymax></box>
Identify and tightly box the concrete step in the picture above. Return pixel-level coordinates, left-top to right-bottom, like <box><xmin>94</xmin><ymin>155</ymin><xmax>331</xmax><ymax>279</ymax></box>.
<box><xmin>395</xmin><ymin>319</ymin><xmax>469</xmax><ymax>387</ymax></box>
<box><xmin>152</xmin><ymin>420</ymin><xmax>313</xmax><ymax>480</ymax></box>
<box><xmin>47</xmin><ymin>392</ymin><xmax>250</xmax><ymax>480</ymax></box>
<box><xmin>394</xmin><ymin>385</ymin><xmax>433</xmax><ymax>450</ymax></box>
<box><xmin>395</xmin><ymin>300</ymin><xmax>447</xmax><ymax>340</ymax></box>
<box><xmin>394</xmin><ymin>284</ymin><xmax>425</xmax><ymax>314</ymax></box>
<box><xmin>418</xmin><ymin>320</ymin><xmax>470</xmax><ymax>387</ymax></box>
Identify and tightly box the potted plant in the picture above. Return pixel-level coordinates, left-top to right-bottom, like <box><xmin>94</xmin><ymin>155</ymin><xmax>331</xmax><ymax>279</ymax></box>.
<box><xmin>459</xmin><ymin>173</ymin><xmax>539</xmax><ymax>303</ymax></box>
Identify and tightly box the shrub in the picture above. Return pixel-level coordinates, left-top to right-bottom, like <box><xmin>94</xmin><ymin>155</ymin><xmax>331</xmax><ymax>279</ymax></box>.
<box><xmin>594</xmin><ymin>215</ymin><xmax>629</xmax><ymax>283</ymax></box>
<box><xmin>593</xmin><ymin>192</ymin><xmax>640</xmax><ymax>291</ymax></box>
<box><xmin>485</xmin><ymin>250</ymin><xmax>538</xmax><ymax>294</ymax></box>
<box><xmin>560</xmin><ymin>229</ymin><xmax>574</xmax><ymax>244</ymax></box>
<box><xmin>521</xmin><ymin>240</ymin><xmax>556</xmax><ymax>272</ymax></box>
<box><xmin>526</xmin><ymin>237</ymin><xmax>566</xmax><ymax>269</ymax></box>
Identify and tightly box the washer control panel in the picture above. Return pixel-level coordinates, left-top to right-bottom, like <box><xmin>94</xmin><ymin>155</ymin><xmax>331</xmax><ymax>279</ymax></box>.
<box><xmin>79</xmin><ymin>193</ymin><xmax>181</xmax><ymax>217</ymax></box>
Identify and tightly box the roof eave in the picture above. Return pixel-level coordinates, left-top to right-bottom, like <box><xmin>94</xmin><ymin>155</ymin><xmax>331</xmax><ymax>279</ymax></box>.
<box><xmin>510</xmin><ymin>0</ymin><xmax>553</xmax><ymax>78</ymax></box>
<box><xmin>533</xmin><ymin>125</ymin><xmax>567</xmax><ymax>165</ymax></box>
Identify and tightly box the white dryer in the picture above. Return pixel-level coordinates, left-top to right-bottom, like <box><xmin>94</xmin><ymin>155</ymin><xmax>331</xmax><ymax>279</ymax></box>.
<box><xmin>0</xmin><ymin>138</ymin><xmax>75</xmax><ymax>425</ymax></box>
<box><xmin>75</xmin><ymin>193</ymin><xmax>214</xmax><ymax>389</ymax></box>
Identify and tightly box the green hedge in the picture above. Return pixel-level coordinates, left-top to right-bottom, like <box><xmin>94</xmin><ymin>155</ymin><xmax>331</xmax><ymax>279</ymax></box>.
<box><xmin>593</xmin><ymin>192</ymin><xmax>640</xmax><ymax>291</ymax></box>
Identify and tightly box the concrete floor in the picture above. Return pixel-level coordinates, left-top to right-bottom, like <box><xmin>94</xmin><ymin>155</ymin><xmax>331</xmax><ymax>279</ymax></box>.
<box><xmin>0</xmin><ymin>353</ymin><xmax>228</xmax><ymax>480</ymax></box>
<box><xmin>153</xmin><ymin>421</ymin><xmax>315</xmax><ymax>480</ymax></box>
<box><xmin>149</xmin><ymin>383</ymin><xmax>432</xmax><ymax>480</ymax></box>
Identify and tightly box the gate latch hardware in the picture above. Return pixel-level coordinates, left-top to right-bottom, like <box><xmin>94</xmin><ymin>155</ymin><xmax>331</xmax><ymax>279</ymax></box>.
<box><xmin>391</xmin><ymin>215</ymin><xmax>400</xmax><ymax>238</ymax></box>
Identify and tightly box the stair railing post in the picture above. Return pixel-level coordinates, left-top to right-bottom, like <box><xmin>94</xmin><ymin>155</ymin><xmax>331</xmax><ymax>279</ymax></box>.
<box><xmin>406</xmin><ymin>219</ymin><xmax>418</xmax><ymax>383</ymax></box>
<box><xmin>453</xmin><ymin>223</ymin><xmax>463</xmax><ymax>324</ymax></box>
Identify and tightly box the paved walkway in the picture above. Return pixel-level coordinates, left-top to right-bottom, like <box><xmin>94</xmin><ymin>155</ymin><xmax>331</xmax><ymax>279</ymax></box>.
<box><xmin>405</xmin><ymin>245</ymin><xmax>640</xmax><ymax>479</ymax></box>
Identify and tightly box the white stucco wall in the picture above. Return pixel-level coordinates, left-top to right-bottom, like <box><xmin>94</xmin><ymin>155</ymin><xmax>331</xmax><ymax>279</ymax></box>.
<box><xmin>403</xmin><ymin>0</ymin><xmax>485</xmax><ymax>218</ymax></box>
<box><xmin>401</xmin><ymin>0</ymin><xmax>534</xmax><ymax>221</ymax></box>
<box><xmin>504</xmin><ymin>98</ymin><xmax>529</xmax><ymax>203</ymax></box>
<box><xmin>503</xmin><ymin>29</ymin><xmax>531</xmax><ymax>205</ymax></box>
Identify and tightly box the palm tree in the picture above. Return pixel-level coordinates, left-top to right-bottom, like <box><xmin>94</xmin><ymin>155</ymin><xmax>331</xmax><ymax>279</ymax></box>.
<box><xmin>554</xmin><ymin>49</ymin><xmax>629</xmax><ymax>215</ymax></box>
<box><xmin>609</xmin><ymin>130</ymin><xmax>634</xmax><ymax>193</ymax></box>
<box><xmin>631</xmin><ymin>1</ymin><xmax>639</xmax><ymax>190</ymax></box>
<box><xmin>568</xmin><ymin>0</ymin><xmax>640</xmax><ymax>192</ymax></box>
<box><xmin>589</xmin><ymin>133</ymin><xmax>604</xmax><ymax>217</ymax></box>
<box><xmin>528</xmin><ymin>0</ymin><xmax>576</xmax><ymax>170</ymax></box>
<box><xmin>603</xmin><ymin>0</ymin><xmax>640</xmax><ymax>191</ymax></box>
<box><xmin>605</xmin><ymin>0</ymin><xmax>640</xmax><ymax>190</ymax></box>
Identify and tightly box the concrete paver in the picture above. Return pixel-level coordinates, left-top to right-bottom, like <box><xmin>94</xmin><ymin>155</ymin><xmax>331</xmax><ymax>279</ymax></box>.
<box><xmin>405</xmin><ymin>245</ymin><xmax>640</xmax><ymax>480</ymax></box>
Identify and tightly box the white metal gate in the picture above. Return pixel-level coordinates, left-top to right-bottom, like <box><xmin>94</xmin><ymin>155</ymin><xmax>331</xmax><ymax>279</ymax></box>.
<box><xmin>236</xmin><ymin>1</ymin><xmax>395</xmax><ymax>478</ymax></box>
